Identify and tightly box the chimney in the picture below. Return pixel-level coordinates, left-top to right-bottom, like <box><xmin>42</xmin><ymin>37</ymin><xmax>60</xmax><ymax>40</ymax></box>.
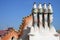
<box><xmin>47</xmin><ymin>3</ymin><xmax>53</xmax><ymax>28</ymax></box>
<box><xmin>32</xmin><ymin>2</ymin><xmax>38</xmax><ymax>28</ymax></box>
<box><xmin>42</xmin><ymin>3</ymin><xmax>48</xmax><ymax>28</ymax></box>
<box><xmin>43</xmin><ymin>3</ymin><xmax>49</xmax><ymax>29</ymax></box>
<box><xmin>38</xmin><ymin>3</ymin><xmax>43</xmax><ymax>28</ymax></box>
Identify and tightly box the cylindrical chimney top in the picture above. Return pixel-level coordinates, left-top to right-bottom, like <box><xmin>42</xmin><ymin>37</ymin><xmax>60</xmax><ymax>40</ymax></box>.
<box><xmin>38</xmin><ymin>3</ymin><xmax>42</xmax><ymax>9</ymax></box>
<box><xmin>48</xmin><ymin>3</ymin><xmax>53</xmax><ymax>13</ymax></box>
<box><xmin>43</xmin><ymin>3</ymin><xmax>48</xmax><ymax>13</ymax></box>
<box><xmin>43</xmin><ymin>3</ymin><xmax>47</xmax><ymax>9</ymax></box>
<box><xmin>33</xmin><ymin>2</ymin><xmax>37</xmax><ymax>8</ymax></box>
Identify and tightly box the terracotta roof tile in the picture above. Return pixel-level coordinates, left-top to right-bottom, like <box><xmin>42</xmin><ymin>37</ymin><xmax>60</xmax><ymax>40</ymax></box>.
<box><xmin>0</xmin><ymin>30</ymin><xmax>8</xmax><ymax>37</ymax></box>
<box><xmin>0</xmin><ymin>27</ymin><xmax>14</xmax><ymax>37</ymax></box>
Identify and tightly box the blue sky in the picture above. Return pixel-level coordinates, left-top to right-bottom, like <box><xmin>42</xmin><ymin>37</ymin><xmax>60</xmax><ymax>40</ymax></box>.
<box><xmin>0</xmin><ymin>0</ymin><xmax>60</xmax><ymax>30</ymax></box>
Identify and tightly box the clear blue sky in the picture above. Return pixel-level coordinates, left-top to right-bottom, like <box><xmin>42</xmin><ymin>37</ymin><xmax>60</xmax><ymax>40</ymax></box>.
<box><xmin>0</xmin><ymin>0</ymin><xmax>60</xmax><ymax>30</ymax></box>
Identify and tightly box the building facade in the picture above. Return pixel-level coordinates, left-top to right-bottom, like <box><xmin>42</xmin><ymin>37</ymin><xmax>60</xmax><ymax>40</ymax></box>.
<box><xmin>0</xmin><ymin>2</ymin><xmax>60</xmax><ymax>40</ymax></box>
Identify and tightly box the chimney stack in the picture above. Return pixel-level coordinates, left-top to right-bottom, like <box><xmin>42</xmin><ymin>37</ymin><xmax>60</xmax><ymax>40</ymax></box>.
<box><xmin>32</xmin><ymin>2</ymin><xmax>53</xmax><ymax>32</ymax></box>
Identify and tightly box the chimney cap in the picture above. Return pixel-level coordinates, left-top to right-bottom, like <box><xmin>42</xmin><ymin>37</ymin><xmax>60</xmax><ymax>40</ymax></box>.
<box><xmin>48</xmin><ymin>3</ymin><xmax>53</xmax><ymax>13</ymax></box>
<box><xmin>34</xmin><ymin>2</ymin><xmax>36</xmax><ymax>4</ymax></box>
<box><xmin>38</xmin><ymin>3</ymin><xmax>42</xmax><ymax>9</ymax></box>
<box><xmin>49</xmin><ymin>3</ymin><xmax>51</xmax><ymax>4</ymax></box>
<box><xmin>43</xmin><ymin>2</ymin><xmax>46</xmax><ymax>5</ymax></box>
<box><xmin>33</xmin><ymin>2</ymin><xmax>37</xmax><ymax>8</ymax></box>
<box><xmin>43</xmin><ymin>3</ymin><xmax>47</xmax><ymax>9</ymax></box>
